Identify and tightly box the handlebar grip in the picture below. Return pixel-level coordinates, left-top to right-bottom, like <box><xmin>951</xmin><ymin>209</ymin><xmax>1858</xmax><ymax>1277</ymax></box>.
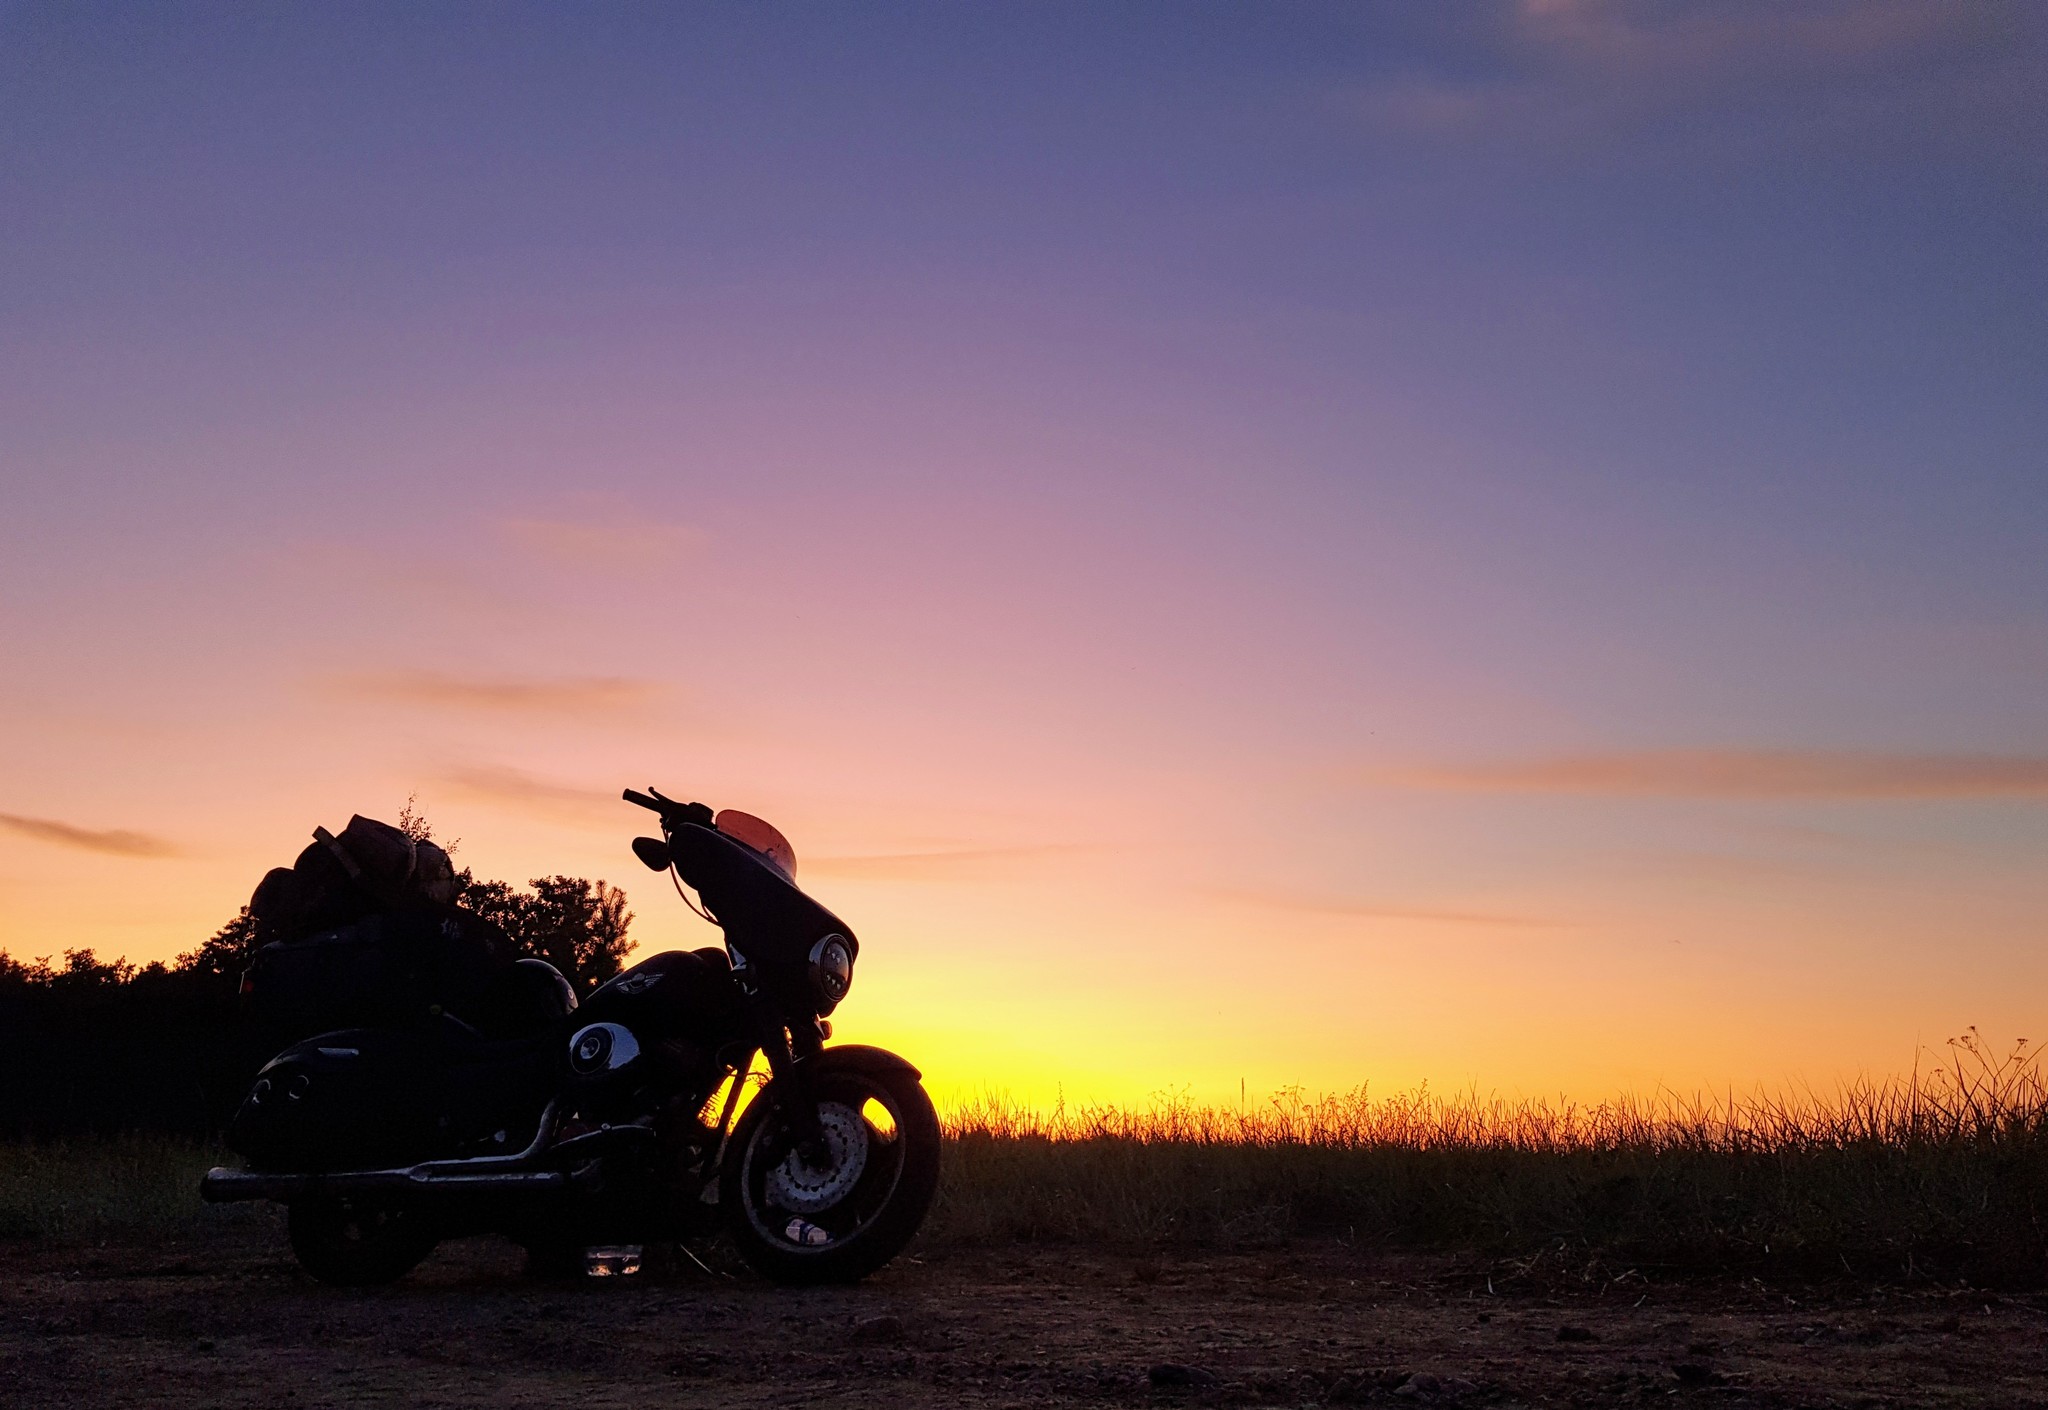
<box><xmin>624</xmin><ymin>787</ymin><xmax>714</xmax><ymax>827</ymax></box>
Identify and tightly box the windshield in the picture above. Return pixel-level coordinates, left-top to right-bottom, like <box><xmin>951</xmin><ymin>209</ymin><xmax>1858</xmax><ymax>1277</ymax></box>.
<box><xmin>713</xmin><ymin>809</ymin><xmax>796</xmax><ymax>880</ymax></box>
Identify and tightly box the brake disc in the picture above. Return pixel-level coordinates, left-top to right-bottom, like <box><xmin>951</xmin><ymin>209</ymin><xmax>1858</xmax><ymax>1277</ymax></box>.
<box><xmin>763</xmin><ymin>1101</ymin><xmax>870</xmax><ymax>1213</ymax></box>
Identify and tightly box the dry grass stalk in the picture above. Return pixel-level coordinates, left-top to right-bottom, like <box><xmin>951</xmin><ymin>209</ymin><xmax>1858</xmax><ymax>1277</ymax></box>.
<box><xmin>932</xmin><ymin>1032</ymin><xmax>2048</xmax><ymax>1285</ymax></box>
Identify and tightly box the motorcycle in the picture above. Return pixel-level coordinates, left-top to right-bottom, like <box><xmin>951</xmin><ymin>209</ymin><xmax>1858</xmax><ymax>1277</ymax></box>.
<box><xmin>201</xmin><ymin>787</ymin><xmax>941</xmax><ymax>1287</ymax></box>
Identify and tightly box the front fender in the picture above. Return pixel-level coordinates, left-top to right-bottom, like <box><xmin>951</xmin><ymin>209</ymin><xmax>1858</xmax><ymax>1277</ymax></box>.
<box><xmin>806</xmin><ymin>1043</ymin><xmax>921</xmax><ymax>1081</ymax></box>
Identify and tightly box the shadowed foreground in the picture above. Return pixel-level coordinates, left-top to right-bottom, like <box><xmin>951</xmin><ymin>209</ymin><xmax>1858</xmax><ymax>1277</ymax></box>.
<box><xmin>6</xmin><ymin>1222</ymin><xmax>2048</xmax><ymax>1409</ymax></box>
<box><xmin>7</xmin><ymin>1032</ymin><xmax>2048</xmax><ymax>1290</ymax></box>
<box><xmin>6</xmin><ymin>1040</ymin><xmax>2047</xmax><ymax>1404</ymax></box>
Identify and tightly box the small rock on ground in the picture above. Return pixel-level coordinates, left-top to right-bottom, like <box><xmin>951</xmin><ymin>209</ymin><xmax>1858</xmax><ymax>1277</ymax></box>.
<box><xmin>851</xmin><ymin>1314</ymin><xmax>906</xmax><ymax>1344</ymax></box>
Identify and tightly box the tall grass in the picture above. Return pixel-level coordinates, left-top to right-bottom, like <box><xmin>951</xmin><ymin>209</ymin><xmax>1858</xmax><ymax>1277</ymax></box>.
<box><xmin>7</xmin><ymin>1034</ymin><xmax>2045</xmax><ymax>1285</ymax></box>
<box><xmin>0</xmin><ymin>1135</ymin><xmax>231</xmax><ymax>1242</ymax></box>
<box><xmin>932</xmin><ymin>1031</ymin><xmax>2048</xmax><ymax>1285</ymax></box>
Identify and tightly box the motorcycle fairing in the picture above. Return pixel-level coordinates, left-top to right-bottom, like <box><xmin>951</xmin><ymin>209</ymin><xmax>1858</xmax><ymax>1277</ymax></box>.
<box><xmin>665</xmin><ymin>821</ymin><xmax>857</xmax><ymax>967</ymax></box>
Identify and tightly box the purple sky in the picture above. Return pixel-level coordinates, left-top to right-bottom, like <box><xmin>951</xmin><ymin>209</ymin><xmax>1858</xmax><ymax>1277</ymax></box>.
<box><xmin>4</xmin><ymin>2</ymin><xmax>2046</xmax><ymax>1103</ymax></box>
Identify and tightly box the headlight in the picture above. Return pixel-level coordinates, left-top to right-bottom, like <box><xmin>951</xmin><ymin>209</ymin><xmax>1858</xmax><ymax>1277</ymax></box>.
<box><xmin>567</xmin><ymin>1022</ymin><xmax>642</xmax><ymax>1076</ymax></box>
<box><xmin>808</xmin><ymin>934</ymin><xmax>854</xmax><ymax>1011</ymax></box>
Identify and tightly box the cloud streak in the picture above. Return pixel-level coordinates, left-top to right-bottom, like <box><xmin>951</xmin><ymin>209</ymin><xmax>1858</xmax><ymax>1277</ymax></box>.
<box><xmin>806</xmin><ymin>845</ymin><xmax>1088</xmax><ymax>881</ymax></box>
<box><xmin>437</xmin><ymin>764</ymin><xmax>618</xmax><ymax>826</ymax></box>
<box><xmin>335</xmin><ymin>671</ymin><xmax>663</xmax><ymax>715</ymax></box>
<box><xmin>1517</xmin><ymin>0</ymin><xmax>1958</xmax><ymax>77</ymax></box>
<box><xmin>0</xmin><ymin>813</ymin><xmax>180</xmax><ymax>858</ymax></box>
<box><xmin>1214</xmin><ymin>889</ymin><xmax>1557</xmax><ymax>930</ymax></box>
<box><xmin>499</xmin><ymin>515</ymin><xmax>700</xmax><ymax>575</ymax></box>
<box><xmin>1387</xmin><ymin>750</ymin><xmax>2048</xmax><ymax>801</ymax></box>
<box><xmin>1334</xmin><ymin>0</ymin><xmax>2021</xmax><ymax>162</ymax></box>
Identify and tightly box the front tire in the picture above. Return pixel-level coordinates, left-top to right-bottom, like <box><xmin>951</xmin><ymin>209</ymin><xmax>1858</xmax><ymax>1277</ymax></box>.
<box><xmin>721</xmin><ymin>1056</ymin><xmax>940</xmax><ymax>1285</ymax></box>
<box><xmin>287</xmin><ymin>1197</ymin><xmax>436</xmax><ymax>1287</ymax></box>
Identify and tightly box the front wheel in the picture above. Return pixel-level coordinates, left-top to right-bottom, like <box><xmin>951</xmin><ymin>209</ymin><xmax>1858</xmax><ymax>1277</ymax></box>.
<box><xmin>721</xmin><ymin>1054</ymin><xmax>940</xmax><ymax>1285</ymax></box>
<box><xmin>287</xmin><ymin>1197</ymin><xmax>436</xmax><ymax>1287</ymax></box>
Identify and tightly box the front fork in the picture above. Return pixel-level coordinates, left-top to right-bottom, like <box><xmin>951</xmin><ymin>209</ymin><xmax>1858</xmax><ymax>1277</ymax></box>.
<box><xmin>754</xmin><ymin>1009</ymin><xmax>832</xmax><ymax>1164</ymax></box>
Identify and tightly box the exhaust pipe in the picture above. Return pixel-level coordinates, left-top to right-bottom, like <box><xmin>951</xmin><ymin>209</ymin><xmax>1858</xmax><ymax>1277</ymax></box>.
<box><xmin>202</xmin><ymin>1164</ymin><xmax>569</xmax><ymax>1203</ymax></box>
<box><xmin>201</xmin><ymin>1104</ymin><xmax>658</xmax><ymax>1205</ymax></box>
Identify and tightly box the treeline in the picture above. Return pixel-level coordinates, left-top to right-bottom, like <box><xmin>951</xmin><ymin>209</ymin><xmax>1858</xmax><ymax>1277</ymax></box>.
<box><xmin>0</xmin><ymin>873</ymin><xmax>632</xmax><ymax>1139</ymax></box>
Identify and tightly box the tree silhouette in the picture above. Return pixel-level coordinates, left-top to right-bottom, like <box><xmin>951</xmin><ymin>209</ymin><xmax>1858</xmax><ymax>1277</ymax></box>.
<box><xmin>179</xmin><ymin>908</ymin><xmax>259</xmax><ymax>991</ymax></box>
<box><xmin>460</xmin><ymin>875</ymin><xmax>633</xmax><ymax>996</ymax></box>
<box><xmin>399</xmin><ymin>796</ymin><xmax>632</xmax><ymax>990</ymax></box>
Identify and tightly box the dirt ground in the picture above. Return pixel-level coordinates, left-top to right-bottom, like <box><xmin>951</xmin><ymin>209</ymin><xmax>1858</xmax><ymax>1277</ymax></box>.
<box><xmin>4</xmin><ymin>1223</ymin><xmax>2047</xmax><ymax>1409</ymax></box>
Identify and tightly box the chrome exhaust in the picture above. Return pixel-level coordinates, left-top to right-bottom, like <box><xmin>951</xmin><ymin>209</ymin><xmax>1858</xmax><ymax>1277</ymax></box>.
<box><xmin>200</xmin><ymin>1164</ymin><xmax>569</xmax><ymax>1203</ymax></box>
<box><xmin>199</xmin><ymin>1102</ymin><xmax>654</xmax><ymax>1205</ymax></box>
<box><xmin>202</xmin><ymin>1098</ymin><xmax>569</xmax><ymax>1196</ymax></box>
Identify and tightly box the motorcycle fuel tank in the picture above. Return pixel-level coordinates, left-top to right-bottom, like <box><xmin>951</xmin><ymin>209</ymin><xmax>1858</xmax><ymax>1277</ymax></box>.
<box><xmin>579</xmin><ymin>947</ymin><xmax>748</xmax><ymax>1046</ymax></box>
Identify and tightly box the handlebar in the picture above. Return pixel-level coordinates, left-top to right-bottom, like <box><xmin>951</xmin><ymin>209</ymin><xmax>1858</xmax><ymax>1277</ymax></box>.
<box><xmin>623</xmin><ymin>787</ymin><xmax>713</xmax><ymax>827</ymax></box>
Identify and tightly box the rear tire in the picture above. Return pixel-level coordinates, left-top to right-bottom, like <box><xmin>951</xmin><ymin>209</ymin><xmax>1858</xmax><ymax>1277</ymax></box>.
<box><xmin>721</xmin><ymin>1057</ymin><xmax>940</xmax><ymax>1286</ymax></box>
<box><xmin>287</xmin><ymin>1198</ymin><xmax>436</xmax><ymax>1287</ymax></box>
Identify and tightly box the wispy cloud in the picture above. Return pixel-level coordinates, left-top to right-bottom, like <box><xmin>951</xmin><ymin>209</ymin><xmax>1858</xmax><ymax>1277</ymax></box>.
<box><xmin>1333</xmin><ymin>0</ymin><xmax>2019</xmax><ymax>159</ymax></box>
<box><xmin>0</xmin><ymin>813</ymin><xmax>180</xmax><ymax>858</ymax></box>
<box><xmin>1516</xmin><ymin>0</ymin><xmax>1957</xmax><ymax>76</ymax></box>
<box><xmin>437</xmin><ymin>765</ymin><xmax>619</xmax><ymax>826</ymax></box>
<box><xmin>334</xmin><ymin>671</ymin><xmax>663</xmax><ymax>715</ymax></box>
<box><xmin>499</xmin><ymin>515</ymin><xmax>700</xmax><ymax>575</ymax></box>
<box><xmin>1214</xmin><ymin>889</ymin><xmax>1558</xmax><ymax>930</ymax></box>
<box><xmin>1386</xmin><ymin>750</ymin><xmax>2048</xmax><ymax>801</ymax></box>
<box><xmin>806</xmin><ymin>844</ymin><xmax>1088</xmax><ymax>881</ymax></box>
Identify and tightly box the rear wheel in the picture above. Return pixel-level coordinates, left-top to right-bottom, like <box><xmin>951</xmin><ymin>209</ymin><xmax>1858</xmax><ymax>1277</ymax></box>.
<box><xmin>721</xmin><ymin>1057</ymin><xmax>940</xmax><ymax>1286</ymax></box>
<box><xmin>287</xmin><ymin>1197</ymin><xmax>436</xmax><ymax>1287</ymax></box>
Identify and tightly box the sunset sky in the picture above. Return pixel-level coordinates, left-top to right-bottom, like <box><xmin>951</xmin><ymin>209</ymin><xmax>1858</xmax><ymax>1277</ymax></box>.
<box><xmin>5</xmin><ymin>2</ymin><xmax>2046</xmax><ymax>1109</ymax></box>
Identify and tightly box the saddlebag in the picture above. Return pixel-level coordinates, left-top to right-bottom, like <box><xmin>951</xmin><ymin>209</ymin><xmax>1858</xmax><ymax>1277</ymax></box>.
<box><xmin>228</xmin><ymin>1024</ymin><xmax>558</xmax><ymax>1172</ymax></box>
<box><xmin>229</xmin><ymin>1028</ymin><xmax>443</xmax><ymax>1170</ymax></box>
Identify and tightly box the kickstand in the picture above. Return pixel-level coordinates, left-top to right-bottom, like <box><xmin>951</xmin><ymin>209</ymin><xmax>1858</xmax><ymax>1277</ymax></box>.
<box><xmin>676</xmin><ymin>1242</ymin><xmax>731</xmax><ymax>1279</ymax></box>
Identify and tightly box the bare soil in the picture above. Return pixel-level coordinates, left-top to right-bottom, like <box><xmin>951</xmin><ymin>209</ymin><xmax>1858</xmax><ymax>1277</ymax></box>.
<box><xmin>4</xmin><ymin>1224</ymin><xmax>2046</xmax><ymax>1409</ymax></box>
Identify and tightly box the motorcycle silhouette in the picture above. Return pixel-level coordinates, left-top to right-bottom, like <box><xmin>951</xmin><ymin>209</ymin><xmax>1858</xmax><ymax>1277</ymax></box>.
<box><xmin>202</xmin><ymin>788</ymin><xmax>941</xmax><ymax>1286</ymax></box>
